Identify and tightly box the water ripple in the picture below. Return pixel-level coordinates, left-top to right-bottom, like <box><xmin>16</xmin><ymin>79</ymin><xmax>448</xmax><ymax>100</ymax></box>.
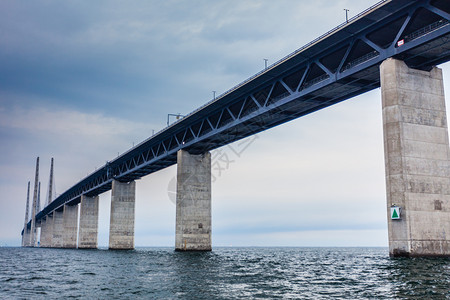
<box><xmin>0</xmin><ymin>247</ymin><xmax>449</xmax><ymax>299</ymax></box>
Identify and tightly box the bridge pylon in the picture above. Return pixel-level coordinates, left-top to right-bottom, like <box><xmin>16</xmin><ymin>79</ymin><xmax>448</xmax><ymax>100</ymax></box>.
<box><xmin>40</xmin><ymin>158</ymin><xmax>56</xmax><ymax>247</ymax></box>
<box><xmin>30</xmin><ymin>157</ymin><xmax>39</xmax><ymax>247</ymax></box>
<box><xmin>21</xmin><ymin>182</ymin><xmax>30</xmax><ymax>247</ymax></box>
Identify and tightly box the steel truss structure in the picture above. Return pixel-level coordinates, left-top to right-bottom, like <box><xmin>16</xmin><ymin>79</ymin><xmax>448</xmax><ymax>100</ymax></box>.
<box><xmin>29</xmin><ymin>0</ymin><xmax>450</xmax><ymax>230</ymax></box>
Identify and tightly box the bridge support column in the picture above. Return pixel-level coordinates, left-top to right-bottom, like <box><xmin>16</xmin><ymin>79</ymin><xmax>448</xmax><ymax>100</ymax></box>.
<box><xmin>23</xmin><ymin>227</ymin><xmax>31</xmax><ymax>247</ymax></box>
<box><xmin>21</xmin><ymin>229</ymin><xmax>26</xmax><ymax>247</ymax></box>
<box><xmin>42</xmin><ymin>215</ymin><xmax>53</xmax><ymax>247</ymax></box>
<box><xmin>79</xmin><ymin>195</ymin><xmax>99</xmax><ymax>249</ymax></box>
<box><xmin>52</xmin><ymin>210</ymin><xmax>64</xmax><ymax>248</ymax></box>
<box><xmin>63</xmin><ymin>204</ymin><xmax>79</xmax><ymax>248</ymax></box>
<box><xmin>175</xmin><ymin>150</ymin><xmax>212</xmax><ymax>251</ymax></box>
<box><xmin>40</xmin><ymin>218</ymin><xmax>48</xmax><ymax>247</ymax></box>
<box><xmin>381</xmin><ymin>58</ymin><xmax>450</xmax><ymax>257</ymax></box>
<box><xmin>109</xmin><ymin>180</ymin><xmax>135</xmax><ymax>250</ymax></box>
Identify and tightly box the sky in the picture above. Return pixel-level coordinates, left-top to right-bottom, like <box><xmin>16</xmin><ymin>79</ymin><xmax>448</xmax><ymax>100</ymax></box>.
<box><xmin>1</xmin><ymin>0</ymin><xmax>449</xmax><ymax>247</ymax></box>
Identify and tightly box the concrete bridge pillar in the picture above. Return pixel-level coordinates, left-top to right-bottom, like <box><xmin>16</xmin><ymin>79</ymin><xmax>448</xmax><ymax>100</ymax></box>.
<box><xmin>39</xmin><ymin>218</ymin><xmax>47</xmax><ymax>247</ymax></box>
<box><xmin>175</xmin><ymin>150</ymin><xmax>212</xmax><ymax>251</ymax></box>
<box><xmin>109</xmin><ymin>180</ymin><xmax>135</xmax><ymax>250</ymax></box>
<box><xmin>79</xmin><ymin>195</ymin><xmax>99</xmax><ymax>249</ymax></box>
<box><xmin>23</xmin><ymin>227</ymin><xmax>31</xmax><ymax>247</ymax></box>
<box><xmin>380</xmin><ymin>58</ymin><xmax>450</xmax><ymax>257</ymax></box>
<box><xmin>21</xmin><ymin>229</ymin><xmax>26</xmax><ymax>247</ymax></box>
<box><xmin>42</xmin><ymin>215</ymin><xmax>53</xmax><ymax>248</ymax></box>
<box><xmin>63</xmin><ymin>204</ymin><xmax>79</xmax><ymax>248</ymax></box>
<box><xmin>52</xmin><ymin>209</ymin><xmax>64</xmax><ymax>248</ymax></box>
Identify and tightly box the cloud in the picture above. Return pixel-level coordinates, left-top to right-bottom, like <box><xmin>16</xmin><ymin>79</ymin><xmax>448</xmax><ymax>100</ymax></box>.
<box><xmin>0</xmin><ymin>0</ymin><xmax>384</xmax><ymax>122</ymax></box>
<box><xmin>0</xmin><ymin>105</ymin><xmax>146</xmax><ymax>137</ymax></box>
<box><xmin>0</xmin><ymin>101</ymin><xmax>155</xmax><ymax>196</ymax></box>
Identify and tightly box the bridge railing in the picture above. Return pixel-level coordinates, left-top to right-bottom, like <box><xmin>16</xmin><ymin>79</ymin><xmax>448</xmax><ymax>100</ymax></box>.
<box><xmin>341</xmin><ymin>51</ymin><xmax>380</xmax><ymax>72</ymax></box>
<box><xmin>404</xmin><ymin>19</ymin><xmax>449</xmax><ymax>44</ymax></box>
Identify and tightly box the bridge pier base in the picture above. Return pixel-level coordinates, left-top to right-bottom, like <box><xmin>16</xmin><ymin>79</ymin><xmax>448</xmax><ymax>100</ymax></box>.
<box><xmin>52</xmin><ymin>209</ymin><xmax>64</xmax><ymax>248</ymax></box>
<box><xmin>109</xmin><ymin>180</ymin><xmax>135</xmax><ymax>250</ymax></box>
<box><xmin>79</xmin><ymin>195</ymin><xmax>99</xmax><ymax>249</ymax></box>
<box><xmin>63</xmin><ymin>204</ymin><xmax>79</xmax><ymax>248</ymax></box>
<box><xmin>175</xmin><ymin>150</ymin><xmax>212</xmax><ymax>251</ymax></box>
<box><xmin>381</xmin><ymin>58</ymin><xmax>450</xmax><ymax>257</ymax></box>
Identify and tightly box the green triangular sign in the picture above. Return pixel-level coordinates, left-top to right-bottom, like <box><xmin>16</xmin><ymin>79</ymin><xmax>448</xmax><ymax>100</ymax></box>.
<box><xmin>392</xmin><ymin>209</ymin><xmax>399</xmax><ymax>219</ymax></box>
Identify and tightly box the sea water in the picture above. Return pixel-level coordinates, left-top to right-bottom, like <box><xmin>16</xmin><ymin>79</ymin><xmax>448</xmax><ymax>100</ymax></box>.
<box><xmin>0</xmin><ymin>247</ymin><xmax>449</xmax><ymax>299</ymax></box>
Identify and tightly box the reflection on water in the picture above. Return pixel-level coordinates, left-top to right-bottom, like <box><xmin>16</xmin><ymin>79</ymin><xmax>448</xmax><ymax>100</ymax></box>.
<box><xmin>0</xmin><ymin>247</ymin><xmax>448</xmax><ymax>299</ymax></box>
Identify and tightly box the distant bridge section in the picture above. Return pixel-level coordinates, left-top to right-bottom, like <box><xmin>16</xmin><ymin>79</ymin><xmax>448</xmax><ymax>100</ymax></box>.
<box><xmin>29</xmin><ymin>0</ymin><xmax>449</xmax><ymax>234</ymax></box>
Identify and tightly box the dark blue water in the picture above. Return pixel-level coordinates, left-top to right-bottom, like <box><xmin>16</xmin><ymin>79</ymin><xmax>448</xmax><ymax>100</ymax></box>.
<box><xmin>0</xmin><ymin>247</ymin><xmax>448</xmax><ymax>299</ymax></box>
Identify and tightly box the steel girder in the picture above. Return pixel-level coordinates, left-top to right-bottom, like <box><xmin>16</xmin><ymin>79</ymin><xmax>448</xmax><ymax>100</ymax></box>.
<box><xmin>33</xmin><ymin>0</ymin><xmax>450</xmax><ymax>226</ymax></box>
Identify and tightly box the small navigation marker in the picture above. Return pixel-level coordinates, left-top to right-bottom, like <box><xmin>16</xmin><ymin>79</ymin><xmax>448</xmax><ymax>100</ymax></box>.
<box><xmin>391</xmin><ymin>206</ymin><xmax>401</xmax><ymax>220</ymax></box>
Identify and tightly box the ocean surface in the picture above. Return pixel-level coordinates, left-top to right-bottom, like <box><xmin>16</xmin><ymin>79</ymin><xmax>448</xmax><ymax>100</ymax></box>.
<box><xmin>0</xmin><ymin>247</ymin><xmax>449</xmax><ymax>299</ymax></box>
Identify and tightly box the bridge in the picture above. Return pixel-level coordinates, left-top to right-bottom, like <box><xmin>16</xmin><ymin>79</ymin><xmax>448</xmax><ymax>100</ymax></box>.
<box><xmin>22</xmin><ymin>0</ymin><xmax>450</xmax><ymax>257</ymax></box>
